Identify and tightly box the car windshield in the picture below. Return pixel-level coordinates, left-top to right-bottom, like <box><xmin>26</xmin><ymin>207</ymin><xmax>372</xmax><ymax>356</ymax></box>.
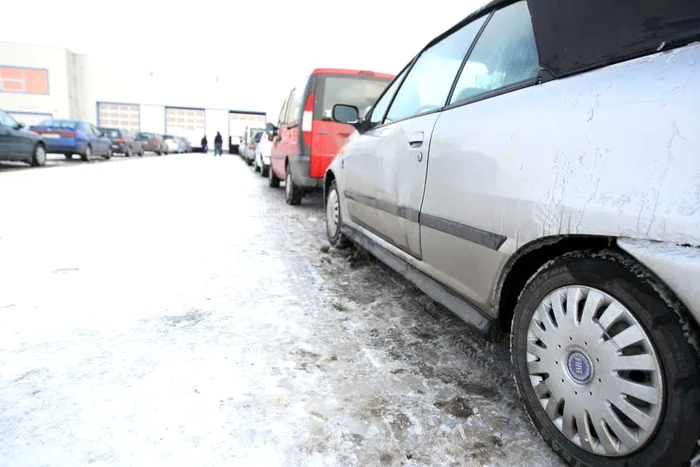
<box><xmin>39</xmin><ymin>119</ymin><xmax>77</xmax><ymax>129</ymax></box>
<box><xmin>316</xmin><ymin>75</ymin><xmax>392</xmax><ymax>120</ymax></box>
<box><xmin>101</xmin><ymin>128</ymin><xmax>120</xmax><ymax>138</ymax></box>
<box><xmin>138</xmin><ymin>133</ymin><xmax>154</xmax><ymax>139</ymax></box>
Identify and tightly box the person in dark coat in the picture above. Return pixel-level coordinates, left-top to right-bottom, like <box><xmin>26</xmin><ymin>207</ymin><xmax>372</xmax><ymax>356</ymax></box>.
<box><xmin>201</xmin><ymin>135</ymin><xmax>208</xmax><ymax>153</ymax></box>
<box><xmin>214</xmin><ymin>131</ymin><xmax>223</xmax><ymax>156</ymax></box>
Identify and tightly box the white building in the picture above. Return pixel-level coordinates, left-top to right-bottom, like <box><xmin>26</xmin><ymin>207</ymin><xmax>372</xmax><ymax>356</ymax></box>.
<box><xmin>0</xmin><ymin>41</ymin><xmax>266</xmax><ymax>147</ymax></box>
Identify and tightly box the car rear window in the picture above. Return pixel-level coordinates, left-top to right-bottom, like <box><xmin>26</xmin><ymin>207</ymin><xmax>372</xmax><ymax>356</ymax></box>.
<box><xmin>163</xmin><ymin>134</ymin><xmax>174</xmax><ymax>139</ymax></box>
<box><xmin>102</xmin><ymin>129</ymin><xmax>120</xmax><ymax>138</ymax></box>
<box><xmin>40</xmin><ymin>119</ymin><xmax>77</xmax><ymax>129</ymax></box>
<box><xmin>314</xmin><ymin>75</ymin><xmax>392</xmax><ymax>121</ymax></box>
<box><xmin>253</xmin><ymin>132</ymin><xmax>263</xmax><ymax>143</ymax></box>
<box><xmin>138</xmin><ymin>132</ymin><xmax>155</xmax><ymax>139</ymax></box>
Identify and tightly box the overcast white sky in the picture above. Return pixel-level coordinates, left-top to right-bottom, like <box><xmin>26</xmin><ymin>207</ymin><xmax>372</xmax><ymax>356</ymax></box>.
<box><xmin>1</xmin><ymin>0</ymin><xmax>487</xmax><ymax>118</ymax></box>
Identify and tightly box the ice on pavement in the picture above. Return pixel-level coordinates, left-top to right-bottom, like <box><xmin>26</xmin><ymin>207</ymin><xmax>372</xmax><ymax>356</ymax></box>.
<box><xmin>0</xmin><ymin>156</ymin><xmax>561</xmax><ymax>466</ymax></box>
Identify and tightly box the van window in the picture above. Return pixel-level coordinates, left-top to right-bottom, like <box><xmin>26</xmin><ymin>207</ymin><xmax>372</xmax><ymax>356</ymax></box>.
<box><xmin>384</xmin><ymin>14</ymin><xmax>487</xmax><ymax>124</ymax></box>
<box><xmin>314</xmin><ymin>75</ymin><xmax>392</xmax><ymax>121</ymax></box>
<box><xmin>277</xmin><ymin>95</ymin><xmax>289</xmax><ymax>125</ymax></box>
<box><xmin>287</xmin><ymin>75</ymin><xmax>309</xmax><ymax>128</ymax></box>
<box><xmin>450</xmin><ymin>1</ymin><xmax>539</xmax><ymax>105</ymax></box>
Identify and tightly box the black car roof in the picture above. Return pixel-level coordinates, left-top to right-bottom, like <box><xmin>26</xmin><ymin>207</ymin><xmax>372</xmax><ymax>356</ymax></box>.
<box><xmin>427</xmin><ymin>0</ymin><xmax>700</xmax><ymax>78</ymax></box>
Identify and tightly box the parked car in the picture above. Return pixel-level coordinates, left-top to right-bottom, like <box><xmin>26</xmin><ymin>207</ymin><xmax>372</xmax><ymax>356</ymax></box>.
<box><xmin>163</xmin><ymin>134</ymin><xmax>184</xmax><ymax>154</ymax></box>
<box><xmin>180</xmin><ymin>137</ymin><xmax>192</xmax><ymax>153</ymax></box>
<box><xmin>254</xmin><ymin>128</ymin><xmax>273</xmax><ymax>177</ymax></box>
<box><xmin>241</xmin><ymin>127</ymin><xmax>265</xmax><ymax>164</ymax></box>
<box><xmin>136</xmin><ymin>132</ymin><xmax>167</xmax><ymax>155</ymax></box>
<box><xmin>30</xmin><ymin>119</ymin><xmax>111</xmax><ymax>161</ymax></box>
<box><xmin>266</xmin><ymin>68</ymin><xmax>393</xmax><ymax>205</ymax></box>
<box><xmin>99</xmin><ymin>127</ymin><xmax>143</xmax><ymax>157</ymax></box>
<box><xmin>324</xmin><ymin>1</ymin><xmax>700</xmax><ymax>465</ymax></box>
<box><xmin>0</xmin><ymin>109</ymin><xmax>46</xmax><ymax>166</ymax></box>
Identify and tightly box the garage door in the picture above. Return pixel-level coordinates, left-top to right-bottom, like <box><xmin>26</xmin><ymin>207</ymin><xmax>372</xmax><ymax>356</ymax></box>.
<box><xmin>165</xmin><ymin>107</ymin><xmax>205</xmax><ymax>144</ymax></box>
<box><xmin>8</xmin><ymin>112</ymin><xmax>52</xmax><ymax>127</ymax></box>
<box><xmin>97</xmin><ymin>102</ymin><xmax>140</xmax><ymax>131</ymax></box>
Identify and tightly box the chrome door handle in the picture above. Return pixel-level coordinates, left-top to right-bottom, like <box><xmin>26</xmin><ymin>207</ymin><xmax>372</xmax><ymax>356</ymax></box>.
<box><xmin>408</xmin><ymin>131</ymin><xmax>424</xmax><ymax>147</ymax></box>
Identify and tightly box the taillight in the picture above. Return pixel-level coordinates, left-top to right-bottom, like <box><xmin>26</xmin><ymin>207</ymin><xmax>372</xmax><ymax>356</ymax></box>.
<box><xmin>268</xmin><ymin>134</ymin><xmax>273</xmax><ymax>142</ymax></box>
<box><xmin>152</xmin><ymin>139</ymin><xmax>157</xmax><ymax>144</ymax></box>
<box><xmin>119</xmin><ymin>139</ymin><xmax>125</xmax><ymax>145</ymax></box>
<box><xmin>248</xmin><ymin>142</ymin><xmax>255</xmax><ymax>149</ymax></box>
<box><xmin>302</xmin><ymin>92</ymin><xmax>314</xmax><ymax>147</ymax></box>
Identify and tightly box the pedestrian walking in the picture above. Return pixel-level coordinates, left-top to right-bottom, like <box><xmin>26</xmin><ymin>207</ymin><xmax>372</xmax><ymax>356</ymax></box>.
<box><xmin>214</xmin><ymin>132</ymin><xmax>223</xmax><ymax>156</ymax></box>
<box><xmin>201</xmin><ymin>135</ymin><xmax>208</xmax><ymax>153</ymax></box>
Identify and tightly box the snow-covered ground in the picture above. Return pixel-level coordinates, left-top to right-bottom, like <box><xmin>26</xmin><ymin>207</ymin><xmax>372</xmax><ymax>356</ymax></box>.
<box><xmin>0</xmin><ymin>155</ymin><xmax>562</xmax><ymax>466</ymax></box>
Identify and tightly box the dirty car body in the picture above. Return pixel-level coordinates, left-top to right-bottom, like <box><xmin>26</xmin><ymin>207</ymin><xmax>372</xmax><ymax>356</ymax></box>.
<box><xmin>324</xmin><ymin>0</ymin><xmax>700</xmax><ymax>465</ymax></box>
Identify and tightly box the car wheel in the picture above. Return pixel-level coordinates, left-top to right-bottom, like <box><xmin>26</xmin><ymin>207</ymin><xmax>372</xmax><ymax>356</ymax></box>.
<box><xmin>326</xmin><ymin>180</ymin><xmax>350</xmax><ymax>248</ymax></box>
<box><xmin>104</xmin><ymin>148</ymin><xmax>112</xmax><ymax>160</ymax></box>
<box><xmin>157</xmin><ymin>151</ymin><xmax>162</xmax><ymax>156</ymax></box>
<box><xmin>260</xmin><ymin>163</ymin><xmax>269</xmax><ymax>178</ymax></box>
<box><xmin>81</xmin><ymin>145</ymin><xmax>92</xmax><ymax>162</ymax></box>
<box><xmin>65</xmin><ymin>153</ymin><xmax>72</xmax><ymax>160</ymax></box>
<box><xmin>268</xmin><ymin>163</ymin><xmax>280</xmax><ymax>188</ymax></box>
<box><xmin>285</xmin><ymin>164</ymin><xmax>303</xmax><ymax>205</ymax></box>
<box><xmin>125</xmin><ymin>147</ymin><xmax>131</xmax><ymax>157</ymax></box>
<box><xmin>138</xmin><ymin>148</ymin><xmax>144</xmax><ymax>157</ymax></box>
<box><xmin>31</xmin><ymin>143</ymin><xmax>46</xmax><ymax>167</ymax></box>
<box><xmin>511</xmin><ymin>250</ymin><xmax>700</xmax><ymax>467</ymax></box>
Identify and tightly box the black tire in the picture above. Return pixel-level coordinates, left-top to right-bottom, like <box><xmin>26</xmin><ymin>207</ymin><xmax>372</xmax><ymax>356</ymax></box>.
<box><xmin>103</xmin><ymin>148</ymin><xmax>112</xmax><ymax>160</ymax></box>
<box><xmin>138</xmin><ymin>147</ymin><xmax>144</xmax><ymax>157</ymax></box>
<box><xmin>268</xmin><ymin>163</ymin><xmax>280</xmax><ymax>188</ymax></box>
<box><xmin>157</xmin><ymin>151</ymin><xmax>162</xmax><ymax>156</ymax></box>
<box><xmin>325</xmin><ymin>180</ymin><xmax>350</xmax><ymax>249</ymax></box>
<box><xmin>285</xmin><ymin>164</ymin><xmax>303</xmax><ymax>205</ymax></box>
<box><xmin>125</xmin><ymin>147</ymin><xmax>131</xmax><ymax>157</ymax></box>
<box><xmin>260</xmin><ymin>164</ymin><xmax>269</xmax><ymax>178</ymax></box>
<box><xmin>31</xmin><ymin>143</ymin><xmax>46</xmax><ymax>167</ymax></box>
<box><xmin>81</xmin><ymin>145</ymin><xmax>92</xmax><ymax>162</ymax></box>
<box><xmin>65</xmin><ymin>154</ymin><xmax>72</xmax><ymax>160</ymax></box>
<box><xmin>511</xmin><ymin>250</ymin><xmax>700</xmax><ymax>467</ymax></box>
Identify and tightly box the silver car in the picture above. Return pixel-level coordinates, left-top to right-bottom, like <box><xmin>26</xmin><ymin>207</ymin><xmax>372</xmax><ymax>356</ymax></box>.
<box><xmin>324</xmin><ymin>1</ymin><xmax>700</xmax><ymax>465</ymax></box>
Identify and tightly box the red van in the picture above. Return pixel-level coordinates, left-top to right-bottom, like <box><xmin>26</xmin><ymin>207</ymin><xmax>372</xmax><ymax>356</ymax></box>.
<box><xmin>267</xmin><ymin>68</ymin><xmax>393</xmax><ymax>205</ymax></box>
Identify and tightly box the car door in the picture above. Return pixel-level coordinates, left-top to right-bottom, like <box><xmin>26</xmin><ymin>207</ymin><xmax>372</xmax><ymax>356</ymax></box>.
<box><xmin>419</xmin><ymin>0</ymin><xmax>542</xmax><ymax>308</ymax></box>
<box><xmin>342</xmin><ymin>15</ymin><xmax>487</xmax><ymax>259</ymax></box>
<box><xmin>271</xmin><ymin>90</ymin><xmax>293</xmax><ymax>176</ymax></box>
<box><xmin>0</xmin><ymin>111</ymin><xmax>31</xmax><ymax>160</ymax></box>
<box><xmin>92</xmin><ymin>124</ymin><xmax>108</xmax><ymax>154</ymax></box>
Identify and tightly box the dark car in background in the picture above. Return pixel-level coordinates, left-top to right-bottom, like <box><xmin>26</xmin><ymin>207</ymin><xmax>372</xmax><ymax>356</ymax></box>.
<box><xmin>30</xmin><ymin>119</ymin><xmax>111</xmax><ymax>161</ymax></box>
<box><xmin>180</xmin><ymin>137</ymin><xmax>192</xmax><ymax>153</ymax></box>
<box><xmin>99</xmin><ymin>127</ymin><xmax>143</xmax><ymax>157</ymax></box>
<box><xmin>136</xmin><ymin>132</ymin><xmax>167</xmax><ymax>155</ymax></box>
<box><xmin>0</xmin><ymin>109</ymin><xmax>47</xmax><ymax>166</ymax></box>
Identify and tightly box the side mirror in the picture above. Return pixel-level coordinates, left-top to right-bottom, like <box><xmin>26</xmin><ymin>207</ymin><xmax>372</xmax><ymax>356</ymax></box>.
<box><xmin>332</xmin><ymin>104</ymin><xmax>359</xmax><ymax>125</ymax></box>
<box><xmin>17</xmin><ymin>122</ymin><xmax>25</xmax><ymax>130</ymax></box>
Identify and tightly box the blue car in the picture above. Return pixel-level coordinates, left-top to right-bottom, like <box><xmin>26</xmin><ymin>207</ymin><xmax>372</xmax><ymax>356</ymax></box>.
<box><xmin>29</xmin><ymin>119</ymin><xmax>112</xmax><ymax>161</ymax></box>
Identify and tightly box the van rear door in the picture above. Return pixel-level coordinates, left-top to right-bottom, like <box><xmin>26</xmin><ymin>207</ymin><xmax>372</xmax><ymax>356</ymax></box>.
<box><xmin>310</xmin><ymin>72</ymin><xmax>393</xmax><ymax>178</ymax></box>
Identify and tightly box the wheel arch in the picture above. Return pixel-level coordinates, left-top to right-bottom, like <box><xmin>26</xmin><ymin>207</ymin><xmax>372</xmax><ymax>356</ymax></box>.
<box><xmin>323</xmin><ymin>169</ymin><xmax>336</xmax><ymax>208</ymax></box>
<box><xmin>495</xmin><ymin>235</ymin><xmax>614</xmax><ymax>332</ymax></box>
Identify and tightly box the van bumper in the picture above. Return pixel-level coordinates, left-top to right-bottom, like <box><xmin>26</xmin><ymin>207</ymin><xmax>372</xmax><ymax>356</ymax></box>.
<box><xmin>289</xmin><ymin>154</ymin><xmax>322</xmax><ymax>190</ymax></box>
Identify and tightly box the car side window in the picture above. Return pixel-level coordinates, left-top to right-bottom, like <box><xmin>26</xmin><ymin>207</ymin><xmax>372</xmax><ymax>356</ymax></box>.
<box><xmin>283</xmin><ymin>89</ymin><xmax>294</xmax><ymax>126</ymax></box>
<box><xmin>384</xmin><ymin>15</ymin><xmax>487</xmax><ymax>124</ymax></box>
<box><xmin>0</xmin><ymin>111</ymin><xmax>15</xmax><ymax>127</ymax></box>
<box><xmin>278</xmin><ymin>96</ymin><xmax>289</xmax><ymax>126</ymax></box>
<box><xmin>450</xmin><ymin>1</ymin><xmax>540</xmax><ymax>105</ymax></box>
<box><xmin>368</xmin><ymin>67</ymin><xmax>409</xmax><ymax>129</ymax></box>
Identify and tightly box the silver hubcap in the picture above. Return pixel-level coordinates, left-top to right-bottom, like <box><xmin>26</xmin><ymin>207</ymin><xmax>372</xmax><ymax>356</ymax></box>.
<box><xmin>327</xmin><ymin>189</ymin><xmax>340</xmax><ymax>237</ymax></box>
<box><xmin>526</xmin><ymin>286</ymin><xmax>663</xmax><ymax>457</ymax></box>
<box><xmin>36</xmin><ymin>146</ymin><xmax>46</xmax><ymax>164</ymax></box>
<box><xmin>285</xmin><ymin>173</ymin><xmax>291</xmax><ymax>198</ymax></box>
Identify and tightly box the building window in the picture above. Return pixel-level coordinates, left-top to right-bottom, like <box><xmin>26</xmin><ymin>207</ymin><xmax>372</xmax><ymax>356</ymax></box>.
<box><xmin>0</xmin><ymin>66</ymin><xmax>49</xmax><ymax>94</ymax></box>
<box><xmin>97</xmin><ymin>102</ymin><xmax>140</xmax><ymax>131</ymax></box>
<box><xmin>165</xmin><ymin>107</ymin><xmax>205</xmax><ymax>141</ymax></box>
